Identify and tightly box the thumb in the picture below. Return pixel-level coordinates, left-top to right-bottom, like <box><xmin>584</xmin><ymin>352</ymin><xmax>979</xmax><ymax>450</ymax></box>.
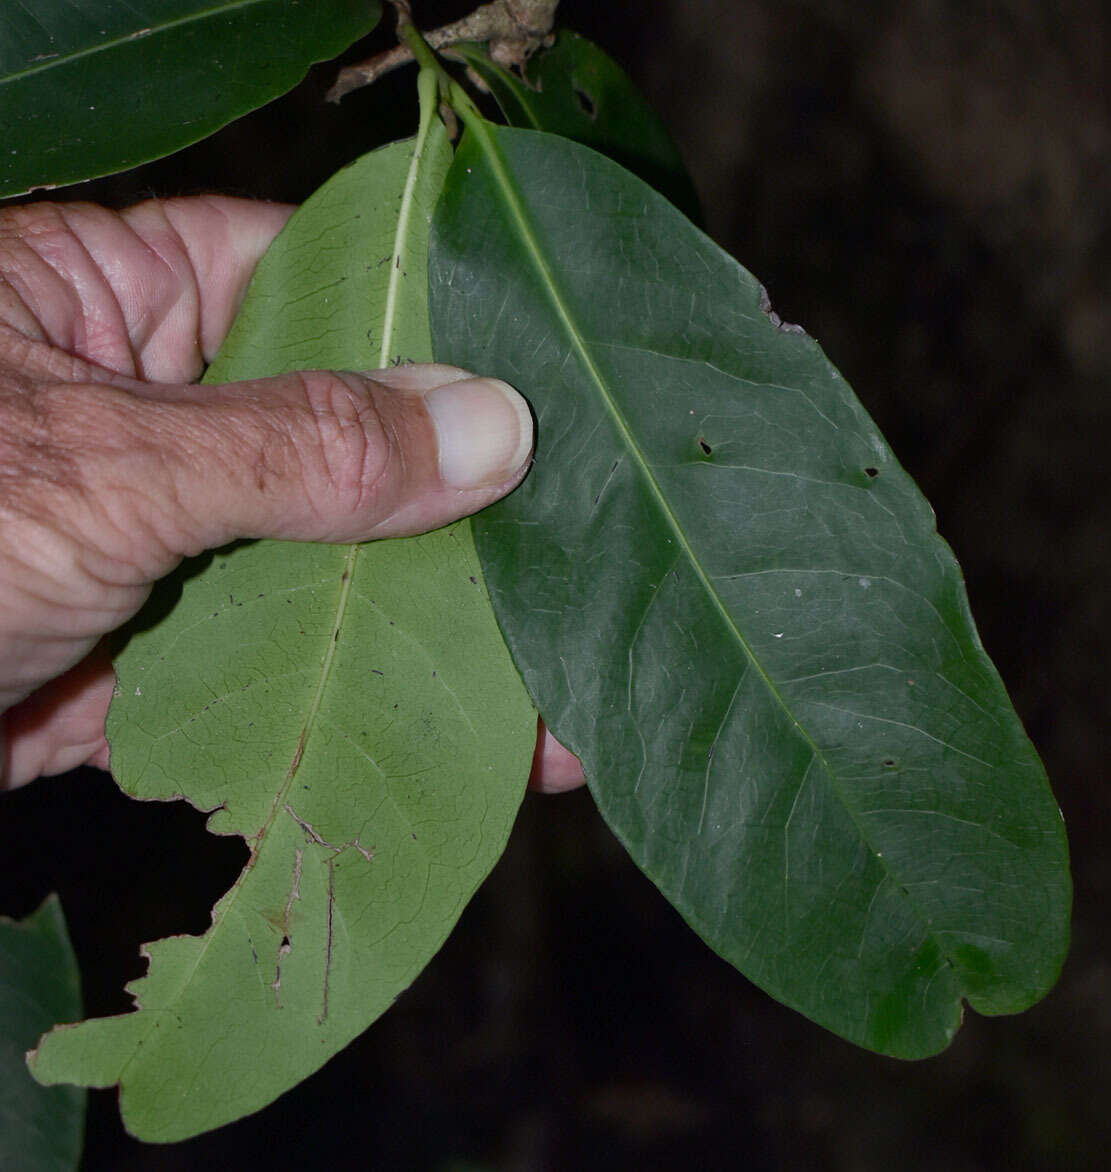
<box><xmin>74</xmin><ymin>362</ymin><xmax>533</xmax><ymax>566</ymax></box>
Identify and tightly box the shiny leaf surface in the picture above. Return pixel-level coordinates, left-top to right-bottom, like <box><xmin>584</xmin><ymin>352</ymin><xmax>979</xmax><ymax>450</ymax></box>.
<box><xmin>0</xmin><ymin>0</ymin><xmax>380</xmax><ymax>198</ymax></box>
<box><xmin>429</xmin><ymin>124</ymin><xmax>1070</xmax><ymax>1057</ymax></box>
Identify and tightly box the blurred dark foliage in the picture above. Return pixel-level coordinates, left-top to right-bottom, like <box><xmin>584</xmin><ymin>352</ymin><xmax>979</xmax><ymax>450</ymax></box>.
<box><xmin>2</xmin><ymin>1</ymin><xmax>1108</xmax><ymax>1168</ymax></box>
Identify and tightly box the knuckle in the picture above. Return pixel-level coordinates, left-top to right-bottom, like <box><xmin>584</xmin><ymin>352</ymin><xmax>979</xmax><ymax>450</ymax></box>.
<box><xmin>0</xmin><ymin>376</ymin><xmax>82</xmax><ymax>519</ymax></box>
<box><xmin>0</xmin><ymin>375</ymin><xmax>177</xmax><ymax>583</ymax></box>
<box><xmin>39</xmin><ymin>384</ymin><xmax>174</xmax><ymax>553</ymax></box>
<box><xmin>286</xmin><ymin>371</ymin><xmax>394</xmax><ymax>519</ymax></box>
<box><xmin>0</xmin><ymin>205</ymin><xmax>85</xmax><ymax>334</ymax></box>
<box><xmin>0</xmin><ymin>203</ymin><xmax>66</xmax><ymax>262</ymax></box>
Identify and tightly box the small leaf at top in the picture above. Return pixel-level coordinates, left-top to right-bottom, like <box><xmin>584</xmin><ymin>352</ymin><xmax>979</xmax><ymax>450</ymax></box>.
<box><xmin>454</xmin><ymin>31</ymin><xmax>702</xmax><ymax>222</ymax></box>
<box><xmin>0</xmin><ymin>896</ymin><xmax>84</xmax><ymax>1172</ymax></box>
<box><xmin>29</xmin><ymin>117</ymin><xmax>535</xmax><ymax>1141</ymax></box>
<box><xmin>0</xmin><ymin>0</ymin><xmax>381</xmax><ymax>199</ymax></box>
<box><xmin>429</xmin><ymin>124</ymin><xmax>1070</xmax><ymax>1058</ymax></box>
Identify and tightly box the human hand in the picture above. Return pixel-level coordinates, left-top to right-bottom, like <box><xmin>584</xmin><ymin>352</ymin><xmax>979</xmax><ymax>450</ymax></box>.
<box><xmin>0</xmin><ymin>196</ymin><xmax>583</xmax><ymax>793</ymax></box>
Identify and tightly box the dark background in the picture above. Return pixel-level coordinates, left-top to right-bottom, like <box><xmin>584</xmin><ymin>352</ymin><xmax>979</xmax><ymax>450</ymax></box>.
<box><xmin>2</xmin><ymin>1</ymin><xmax>1108</xmax><ymax>1167</ymax></box>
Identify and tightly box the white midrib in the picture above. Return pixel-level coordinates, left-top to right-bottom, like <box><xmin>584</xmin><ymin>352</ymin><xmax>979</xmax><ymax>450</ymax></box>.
<box><xmin>380</xmin><ymin>99</ymin><xmax>436</xmax><ymax>362</ymax></box>
<box><xmin>280</xmin><ymin>97</ymin><xmax>438</xmax><ymax>800</ymax></box>
<box><xmin>271</xmin><ymin>88</ymin><xmax>443</xmax><ymax>797</ymax></box>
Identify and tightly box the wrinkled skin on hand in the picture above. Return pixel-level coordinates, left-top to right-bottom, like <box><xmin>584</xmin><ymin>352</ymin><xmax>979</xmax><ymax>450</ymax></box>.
<box><xmin>0</xmin><ymin>196</ymin><xmax>582</xmax><ymax>792</ymax></box>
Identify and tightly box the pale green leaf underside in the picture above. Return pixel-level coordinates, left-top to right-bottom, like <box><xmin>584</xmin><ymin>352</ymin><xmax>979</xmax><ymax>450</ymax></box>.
<box><xmin>429</xmin><ymin>125</ymin><xmax>1070</xmax><ymax>1058</ymax></box>
<box><xmin>31</xmin><ymin>127</ymin><xmax>535</xmax><ymax>1141</ymax></box>
<box><xmin>0</xmin><ymin>0</ymin><xmax>380</xmax><ymax>198</ymax></box>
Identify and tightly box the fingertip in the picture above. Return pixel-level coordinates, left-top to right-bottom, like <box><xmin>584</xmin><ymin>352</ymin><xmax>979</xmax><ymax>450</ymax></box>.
<box><xmin>529</xmin><ymin>718</ymin><xmax>587</xmax><ymax>793</ymax></box>
<box><xmin>371</xmin><ymin>364</ymin><xmax>534</xmax><ymax>491</ymax></box>
<box><xmin>423</xmin><ymin>376</ymin><xmax>534</xmax><ymax>490</ymax></box>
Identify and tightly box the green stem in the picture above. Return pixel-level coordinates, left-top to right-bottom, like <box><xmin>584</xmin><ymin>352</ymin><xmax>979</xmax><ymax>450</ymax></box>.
<box><xmin>398</xmin><ymin>20</ymin><xmax>450</xmax><ymax>95</ymax></box>
<box><xmin>398</xmin><ymin>19</ymin><xmax>486</xmax><ymax>133</ymax></box>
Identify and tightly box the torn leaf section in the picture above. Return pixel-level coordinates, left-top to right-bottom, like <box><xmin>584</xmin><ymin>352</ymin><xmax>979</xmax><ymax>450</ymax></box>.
<box><xmin>33</xmin><ymin>806</ymin><xmax>390</xmax><ymax>1117</ymax></box>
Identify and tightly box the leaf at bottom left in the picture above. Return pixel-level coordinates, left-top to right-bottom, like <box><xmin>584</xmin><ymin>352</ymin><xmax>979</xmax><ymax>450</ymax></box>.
<box><xmin>29</xmin><ymin>119</ymin><xmax>535</xmax><ymax>1142</ymax></box>
<box><xmin>1</xmin><ymin>896</ymin><xmax>84</xmax><ymax>1172</ymax></box>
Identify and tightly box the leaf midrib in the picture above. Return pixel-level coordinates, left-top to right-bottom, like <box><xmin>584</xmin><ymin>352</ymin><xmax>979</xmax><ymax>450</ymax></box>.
<box><xmin>465</xmin><ymin>123</ymin><xmax>828</xmax><ymax>778</ymax></box>
<box><xmin>466</xmin><ymin>123</ymin><xmax>956</xmax><ymax>971</ymax></box>
<box><xmin>250</xmin><ymin>100</ymin><xmax>439</xmax><ymax>830</ymax></box>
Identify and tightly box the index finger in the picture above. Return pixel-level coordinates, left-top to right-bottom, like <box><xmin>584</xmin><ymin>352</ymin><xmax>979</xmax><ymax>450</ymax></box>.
<box><xmin>0</xmin><ymin>196</ymin><xmax>293</xmax><ymax>384</ymax></box>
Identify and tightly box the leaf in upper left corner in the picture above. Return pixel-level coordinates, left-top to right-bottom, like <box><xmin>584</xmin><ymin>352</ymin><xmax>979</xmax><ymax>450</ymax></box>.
<box><xmin>0</xmin><ymin>0</ymin><xmax>381</xmax><ymax>198</ymax></box>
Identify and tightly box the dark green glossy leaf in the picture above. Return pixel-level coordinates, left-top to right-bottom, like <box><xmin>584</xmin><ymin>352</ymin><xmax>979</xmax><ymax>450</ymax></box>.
<box><xmin>453</xmin><ymin>31</ymin><xmax>701</xmax><ymax>221</ymax></box>
<box><xmin>429</xmin><ymin>124</ymin><xmax>1070</xmax><ymax>1058</ymax></box>
<box><xmin>0</xmin><ymin>897</ymin><xmax>84</xmax><ymax>1171</ymax></box>
<box><xmin>31</xmin><ymin>112</ymin><xmax>535</xmax><ymax>1141</ymax></box>
<box><xmin>0</xmin><ymin>0</ymin><xmax>380</xmax><ymax>198</ymax></box>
